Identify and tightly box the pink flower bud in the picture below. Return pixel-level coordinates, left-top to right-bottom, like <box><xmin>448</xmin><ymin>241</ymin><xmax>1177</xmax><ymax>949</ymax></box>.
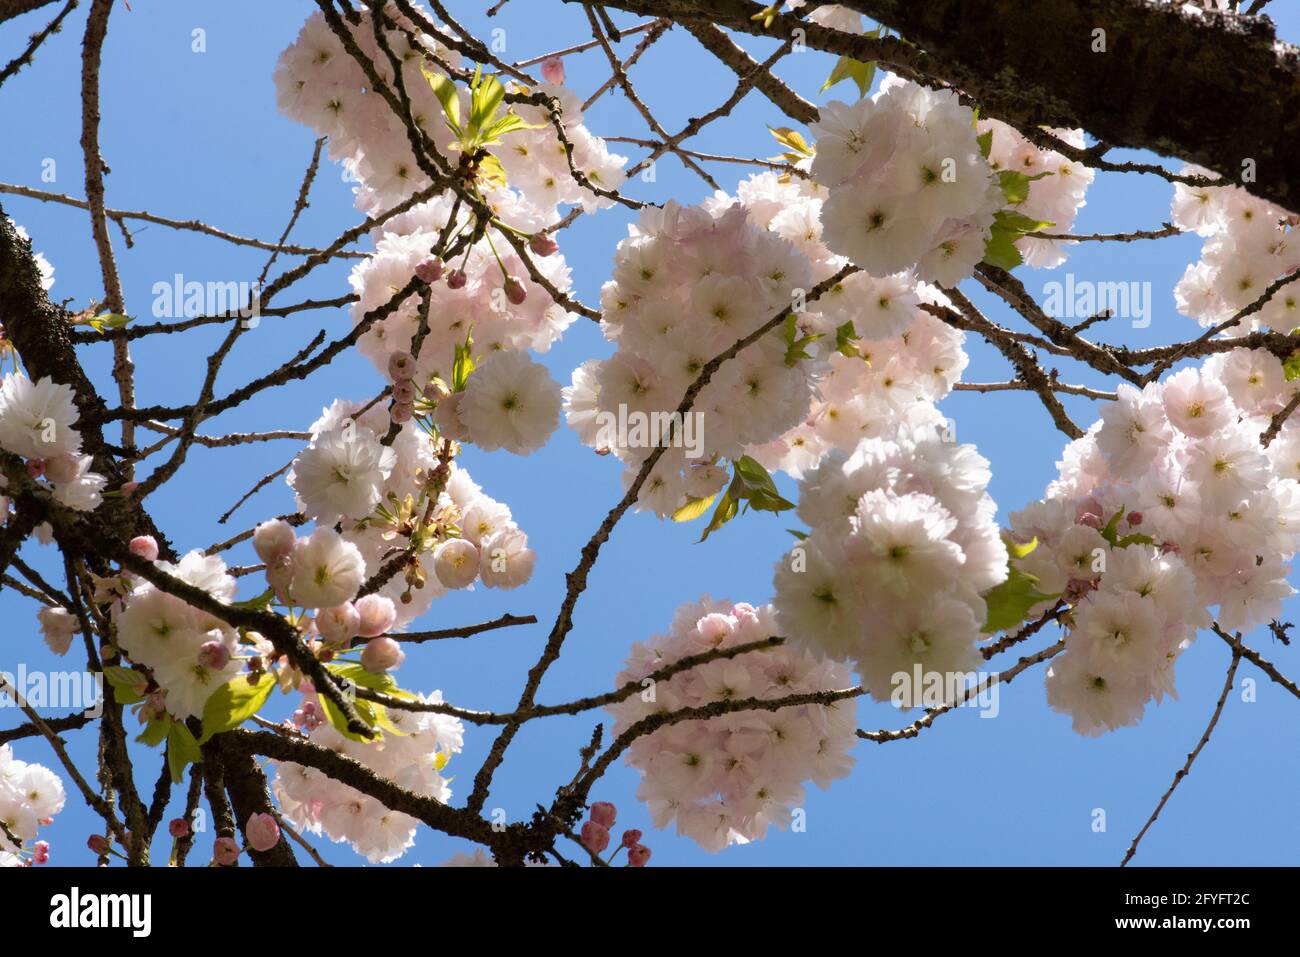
<box><xmin>33</xmin><ymin>841</ymin><xmax>49</xmax><ymax>864</ymax></box>
<box><xmin>44</xmin><ymin>453</ymin><xmax>80</xmax><ymax>483</ymax></box>
<box><xmin>129</xmin><ymin>535</ymin><xmax>159</xmax><ymax>561</ymax></box>
<box><xmin>361</xmin><ymin>636</ymin><xmax>405</xmax><ymax>673</ymax></box>
<box><xmin>87</xmin><ymin>834</ymin><xmax>109</xmax><ymax>856</ymax></box>
<box><xmin>446</xmin><ymin>269</ymin><xmax>468</xmax><ymax>290</ymax></box>
<box><xmin>580</xmin><ymin>820</ymin><xmax>610</xmax><ymax>854</ymax></box>
<box><xmin>253</xmin><ymin>519</ymin><xmax>297</xmax><ymax>564</ymax></box>
<box><xmin>628</xmin><ymin>843</ymin><xmax>651</xmax><ymax>867</ymax></box>
<box><xmin>414</xmin><ymin>258</ymin><xmax>444</xmax><ymax>284</ymax></box>
<box><xmin>393</xmin><ymin>380</ymin><xmax>419</xmax><ymax>404</ymax></box>
<box><xmin>197</xmin><ymin>640</ymin><xmax>230</xmax><ymax>670</ymax></box>
<box><xmin>213</xmin><ymin>835</ymin><xmax>241</xmax><ymax>866</ymax></box>
<box><xmin>315</xmin><ymin>602</ymin><xmax>360</xmax><ymax>645</ymax></box>
<box><xmin>120</xmin><ymin>481</ymin><xmax>139</xmax><ymax>497</ymax></box>
<box><xmin>169</xmin><ymin>818</ymin><xmax>190</xmax><ymax>839</ymax></box>
<box><xmin>355</xmin><ymin>594</ymin><xmax>397</xmax><ymax>638</ymax></box>
<box><xmin>388</xmin><ymin>351</ymin><xmax>416</xmax><ymax>381</ymax></box>
<box><xmin>528</xmin><ymin>233</ymin><xmax>558</xmax><ymax>257</ymax></box>
<box><xmin>503</xmin><ymin>277</ymin><xmax>527</xmax><ymax>305</ymax></box>
<box><xmin>25</xmin><ymin>458</ymin><xmax>45</xmax><ymax>479</ymax></box>
<box><xmin>540</xmin><ymin>56</ymin><xmax>565</xmax><ymax>85</ymax></box>
<box><xmin>245</xmin><ymin>813</ymin><xmax>281</xmax><ymax>853</ymax></box>
<box><xmin>589</xmin><ymin>801</ymin><xmax>617</xmax><ymax>828</ymax></box>
<box><xmin>391</xmin><ymin>400</ymin><xmax>415</xmax><ymax>424</ymax></box>
<box><xmin>1078</xmin><ymin>512</ymin><xmax>1102</xmax><ymax>530</ymax></box>
<box><xmin>1127</xmin><ymin>511</ymin><xmax>1143</xmax><ymax>526</ymax></box>
<box><xmin>621</xmin><ymin>828</ymin><xmax>642</xmax><ymax>848</ymax></box>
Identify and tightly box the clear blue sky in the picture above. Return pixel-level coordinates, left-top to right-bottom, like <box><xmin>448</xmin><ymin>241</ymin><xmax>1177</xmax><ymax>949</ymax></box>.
<box><xmin>2</xmin><ymin>1</ymin><xmax>1298</xmax><ymax>867</ymax></box>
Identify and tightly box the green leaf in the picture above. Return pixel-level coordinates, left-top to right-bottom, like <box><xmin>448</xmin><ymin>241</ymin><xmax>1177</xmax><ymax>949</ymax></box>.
<box><xmin>733</xmin><ymin>455</ymin><xmax>779</xmax><ymax>495</ymax></box>
<box><xmin>820</xmin><ymin>27</ymin><xmax>880</xmax><ymax>98</ymax></box>
<box><xmin>750</xmin><ymin>3</ymin><xmax>780</xmax><ymax>28</ymax></box>
<box><xmin>319</xmin><ymin>691</ymin><xmax>375</xmax><ymax>743</ymax></box>
<box><xmin>452</xmin><ymin>330</ymin><xmax>476</xmax><ymax>392</ymax></box>
<box><xmin>476</xmin><ymin>153</ymin><xmax>508</xmax><ymax>189</ymax></box>
<box><xmin>480</xmin><ymin>113</ymin><xmax>537</xmax><ymax>146</ymax></box>
<box><xmin>787</xmin><ymin>528</ymin><xmax>808</xmax><ymax>541</ymax></box>
<box><xmin>198</xmin><ymin>672</ymin><xmax>275</xmax><ymax>744</ymax></box>
<box><xmin>136</xmin><ymin>715</ymin><xmax>170</xmax><ymax>748</ymax></box>
<box><xmin>782</xmin><ymin>314</ymin><xmax>821</xmax><ymax>366</ymax></box>
<box><xmin>699</xmin><ymin>483</ymin><xmax>740</xmax><ymax>543</ymax></box>
<box><xmin>732</xmin><ymin>455</ymin><xmax>795</xmax><ymax>513</ymax></box>
<box><xmin>821</xmin><ymin>54</ymin><xmax>876</xmax><ymax>98</ymax></box>
<box><xmin>982</xmin><ymin>209</ymin><xmax>1057</xmax><ymax>271</ymax></box>
<box><xmin>976</xmin><ymin>129</ymin><xmax>993</xmax><ymax>160</ymax></box>
<box><xmin>1099</xmin><ymin>507</ymin><xmax>1126</xmax><ymax>547</ymax></box>
<box><xmin>421</xmin><ymin>66</ymin><xmax>461</xmax><ymax>134</ymax></box>
<box><xmin>767</xmin><ymin>126</ymin><xmax>812</xmax><ymax>158</ymax></box>
<box><xmin>1117</xmin><ymin>532</ymin><xmax>1156</xmax><ymax>548</ymax></box>
<box><xmin>468</xmin><ymin>70</ymin><xmax>505</xmax><ymax>138</ymax></box>
<box><xmin>672</xmin><ymin>493</ymin><xmax>718</xmax><ymax>523</ymax></box>
<box><xmin>994</xmin><ymin>209</ymin><xmax>1054</xmax><ymax>234</ymax></box>
<box><xmin>982</xmin><ymin>222</ymin><xmax>1023</xmax><ymax>270</ymax></box>
<box><xmin>86</xmin><ymin>313</ymin><xmax>132</xmax><ymax>334</ymax></box>
<box><xmin>166</xmin><ymin>721</ymin><xmax>203</xmax><ymax>784</ymax></box>
<box><xmin>998</xmin><ymin>169</ymin><xmax>1053</xmax><ymax>205</ymax></box>
<box><xmin>327</xmin><ymin>662</ymin><xmax>413</xmax><ymax>698</ymax></box>
<box><xmin>104</xmin><ymin>665</ymin><xmax>148</xmax><ymax>705</ymax></box>
<box><xmin>1284</xmin><ymin>349</ymin><xmax>1300</xmax><ymax>381</ymax></box>
<box><xmin>1004</xmin><ymin>535</ymin><xmax>1038</xmax><ymax>560</ymax></box>
<box><xmin>835</xmin><ymin>320</ymin><xmax>861</xmax><ymax>358</ymax></box>
<box><xmin>981</xmin><ymin>564</ymin><xmax>1060</xmax><ymax>634</ymax></box>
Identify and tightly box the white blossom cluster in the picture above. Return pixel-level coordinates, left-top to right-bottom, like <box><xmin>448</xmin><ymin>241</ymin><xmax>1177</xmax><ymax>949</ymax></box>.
<box><xmin>564</xmin><ymin>198</ymin><xmax>821</xmax><ymax>515</ymax></box>
<box><xmin>772</xmin><ymin>427</ymin><xmax>1008</xmax><ymax>704</ymax></box>
<box><xmin>282</xmin><ymin>399</ymin><xmax>536</xmax><ymax>629</ymax></box>
<box><xmin>1010</xmin><ymin>350</ymin><xmax>1300</xmax><ymax>734</ymax></box>
<box><xmin>0</xmin><ymin>744</ymin><xmax>65</xmax><ymax>867</ymax></box>
<box><xmin>811</xmin><ymin>77</ymin><xmax>1003</xmax><ymax>285</ymax></box>
<box><xmin>114</xmin><ymin>551</ymin><xmax>243</xmax><ymax>720</ymax></box>
<box><xmin>1171</xmin><ymin>165</ymin><xmax>1300</xmax><ymax>331</ymax></box>
<box><xmin>0</xmin><ymin>373</ymin><xmax>107</xmax><ymax>513</ymax></box>
<box><xmin>732</xmin><ymin>172</ymin><xmax>971</xmax><ymax>478</ymax></box>
<box><xmin>273</xmin><ymin>688</ymin><xmax>464</xmax><ymax>863</ymax></box>
<box><xmin>976</xmin><ymin>120</ymin><xmax>1095</xmax><ymax>268</ymax></box>
<box><xmin>606</xmin><ymin>597</ymin><xmax>857</xmax><ymax>852</ymax></box>
<box><xmin>276</xmin><ymin>5</ymin><xmax>621</xmax><ymax>451</ymax></box>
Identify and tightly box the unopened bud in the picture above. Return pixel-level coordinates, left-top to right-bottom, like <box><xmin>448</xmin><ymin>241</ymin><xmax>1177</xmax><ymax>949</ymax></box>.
<box><xmin>414</xmin><ymin>258</ymin><xmax>444</xmax><ymax>284</ymax></box>
<box><xmin>503</xmin><ymin>277</ymin><xmax>527</xmax><ymax>306</ymax></box>
<box><xmin>361</xmin><ymin>636</ymin><xmax>405</xmax><ymax>673</ymax></box>
<box><xmin>580</xmin><ymin>820</ymin><xmax>610</xmax><ymax>854</ymax></box>
<box><xmin>129</xmin><ymin>535</ymin><xmax>159</xmax><ymax>561</ymax></box>
<box><xmin>540</xmin><ymin>56</ymin><xmax>565</xmax><ymax>85</ymax></box>
<box><xmin>197</xmin><ymin>640</ymin><xmax>230</xmax><ymax>670</ymax></box>
<box><xmin>388</xmin><ymin>351</ymin><xmax>416</xmax><ymax>381</ymax></box>
<box><xmin>528</xmin><ymin>233</ymin><xmax>558</xmax><ymax>257</ymax></box>
<box><xmin>589</xmin><ymin>801</ymin><xmax>617</xmax><ymax>828</ymax></box>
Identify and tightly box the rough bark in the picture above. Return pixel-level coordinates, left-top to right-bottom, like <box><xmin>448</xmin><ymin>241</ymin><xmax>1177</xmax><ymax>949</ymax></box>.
<box><xmin>585</xmin><ymin>0</ymin><xmax>1300</xmax><ymax>211</ymax></box>
<box><xmin>0</xmin><ymin>0</ymin><xmax>58</xmax><ymax>23</ymax></box>
<box><xmin>217</xmin><ymin>741</ymin><xmax>299</xmax><ymax>867</ymax></box>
